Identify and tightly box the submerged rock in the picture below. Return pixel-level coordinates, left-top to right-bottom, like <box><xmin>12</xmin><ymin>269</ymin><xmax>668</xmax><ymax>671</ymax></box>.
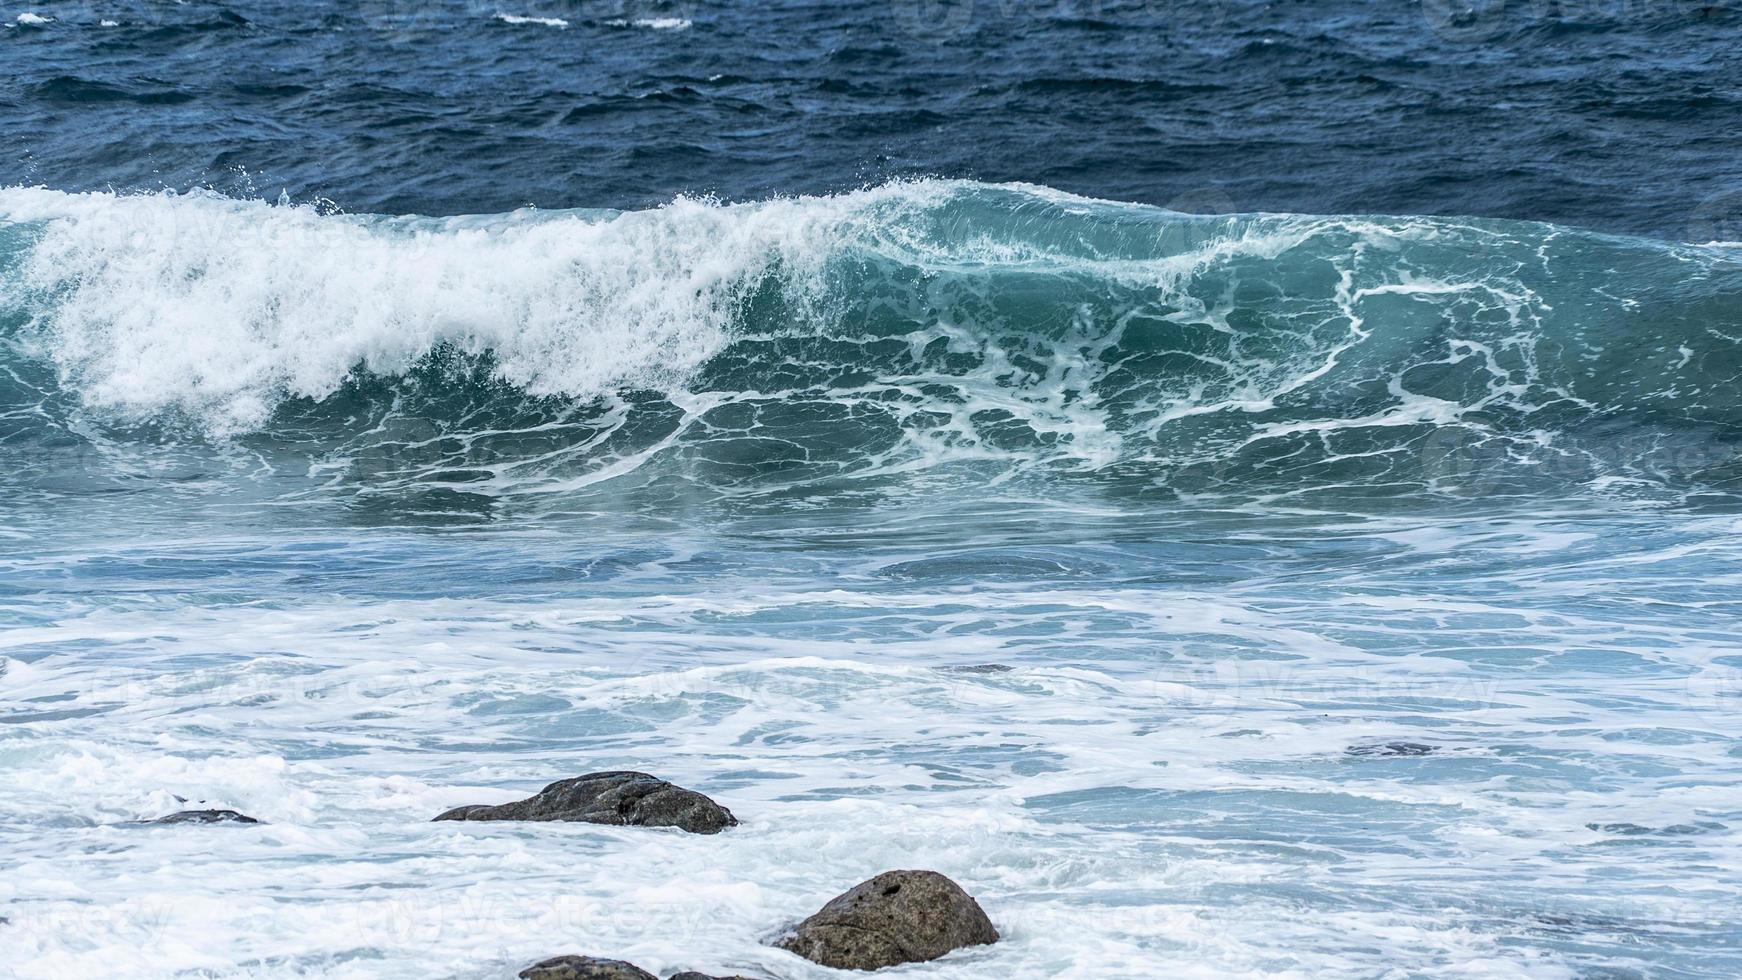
<box><xmin>518</xmin><ymin>959</ymin><xmax>757</xmax><ymax>980</ymax></box>
<box><xmin>150</xmin><ymin>809</ymin><xmax>260</xmax><ymax>825</ymax></box>
<box><xmin>1586</xmin><ymin>820</ymin><xmax>1723</xmax><ymax>837</ymax></box>
<box><xmin>433</xmin><ymin>771</ymin><xmax>736</xmax><ymax>834</ymax></box>
<box><xmin>773</xmin><ymin>869</ymin><xmax>998</xmax><ymax>970</ymax></box>
<box><xmin>518</xmin><ymin>956</ymin><xmax>656</xmax><ymax>980</ymax></box>
<box><xmin>1345</xmin><ymin>741</ymin><xmax>1437</xmax><ymax>757</ymax></box>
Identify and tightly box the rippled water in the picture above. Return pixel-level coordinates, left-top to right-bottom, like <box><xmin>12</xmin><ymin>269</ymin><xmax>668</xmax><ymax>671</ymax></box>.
<box><xmin>4</xmin><ymin>0</ymin><xmax>1741</xmax><ymax>234</ymax></box>
<box><xmin>3</xmin><ymin>2</ymin><xmax>1742</xmax><ymax>979</ymax></box>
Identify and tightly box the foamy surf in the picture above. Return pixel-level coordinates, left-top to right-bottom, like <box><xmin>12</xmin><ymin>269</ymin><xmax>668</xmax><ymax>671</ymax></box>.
<box><xmin>494</xmin><ymin>13</ymin><xmax>568</xmax><ymax>28</ymax></box>
<box><xmin>604</xmin><ymin>16</ymin><xmax>691</xmax><ymax>29</ymax></box>
<box><xmin>4</xmin><ymin>507</ymin><xmax>1740</xmax><ymax>978</ymax></box>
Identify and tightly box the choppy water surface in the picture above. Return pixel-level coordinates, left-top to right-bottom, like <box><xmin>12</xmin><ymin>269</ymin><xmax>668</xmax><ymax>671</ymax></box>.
<box><xmin>3</xmin><ymin>0</ymin><xmax>1741</xmax><ymax>235</ymax></box>
<box><xmin>3</xmin><ymin>2</ymin><xmax>1742</xmax><ymax>978</ymax></box>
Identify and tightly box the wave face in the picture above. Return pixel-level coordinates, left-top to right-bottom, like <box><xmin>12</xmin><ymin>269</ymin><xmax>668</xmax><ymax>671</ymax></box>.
<box><xmin>3</xmin><ymin>180</ymin><xmax>1740</xmax><ymax>508</ymax></box>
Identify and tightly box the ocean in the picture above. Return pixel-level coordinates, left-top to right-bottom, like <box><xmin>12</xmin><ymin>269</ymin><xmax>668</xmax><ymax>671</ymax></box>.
<box><xmin>2</xmin><ymin>1</ymin><xmax>1741</xmax><ymax>977</ymax></box>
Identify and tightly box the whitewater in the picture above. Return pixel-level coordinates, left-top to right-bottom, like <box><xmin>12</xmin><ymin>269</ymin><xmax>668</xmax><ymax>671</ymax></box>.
<box><xmin>2</xmin><ymin>181</ymin><xmax>1741</xmax><ymax>978</ymax></box>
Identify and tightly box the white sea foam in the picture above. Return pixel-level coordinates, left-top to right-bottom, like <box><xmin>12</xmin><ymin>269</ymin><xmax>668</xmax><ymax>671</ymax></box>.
<box><xmin>606</xmin><ymin>16</ymin><xmax>692</xmax><ymax>29</ymax></box>
<box><xmin>2</xmin><ymin>507</ymin><xmax>1738</xmax><ymax>978</ymax></box>
<box><xmin>12</xmin><ymin>11</ymin><xmax>52</xmax><ymax>25</ymax></box>
<box><xmin>494</xmin><ymin>12</ymin><xmax>568</xmax><ymax>28</ymax></box>
<box><xmin>0</xmin><ymin>184</ymin><xmax>955</xmax><ymax>434</ymax></box>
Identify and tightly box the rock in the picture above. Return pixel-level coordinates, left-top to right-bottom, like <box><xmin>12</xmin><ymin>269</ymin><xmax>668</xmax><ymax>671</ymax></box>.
<box><xmin>433</xmin><ymin>771</ymin><xmax>736</xmax><ymax>835</ymax></box>
<box><xmin>1345</xmin><ymin>741</ymin><xmax>1437</xmax><ymax>757</ymax></box>
<box><xmin>774</xmin><ymin>869</ymin><xmax>998</xmax><ymax>970</ymax></box>
<box><xmin>150</xmin><ymin>809</ymin><xmax>260</xmax><ymax>825</ymax></box>
<box><xmin>518</xmin><ymin>961</ymin><xmax>763</xmax><ymax>980</ymax></box>
<box><xmin>518</xmin><ymin>956</ymin><xmax>656</xmax><ymax>980</ymax></box>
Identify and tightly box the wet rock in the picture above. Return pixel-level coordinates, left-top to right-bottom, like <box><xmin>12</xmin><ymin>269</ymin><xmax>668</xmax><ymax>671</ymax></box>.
<box><xmin>773</xmin><ymin>869</ymin><xmax>998</xmax><ymax>970</ymax></box>
<box><xmin>518</xmin><ymin>956</ymin><xmax>656</xmax><ymax>980</ymax></box>
<box><xmin>666</xmin><ymin>973</ymin><xmax>759</xmax><ymax>980</ymax></box>
<box><xmin>150</xmin><ymin>809</ymin><xmax>260</xmax><ymax>824</ymax></box>
<box><xmin>1586</xmin><ymin>820</ymin><xmax>1723</xmax><ymax>837</ymax></box>
<box><xmin>434</xmin><ymin>771</ymin><xmax>736</xmax><ymax>834</ymax></box>
<box><xmin>1588</xmin><ymin>821</ymin><xmax>1654</xmax><ymax>836</ymax></box>
<box><xmin>1345</xmin><ymin>741</ymin><xmax>1437</xmax><ymax>757</ymax></box>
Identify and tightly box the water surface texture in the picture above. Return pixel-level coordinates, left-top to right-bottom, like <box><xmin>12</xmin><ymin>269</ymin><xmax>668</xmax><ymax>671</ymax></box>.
<box><xmin>3</xmin><ymin>2</ymin><xmax>1742</xmax><ymax>979</ymax></box>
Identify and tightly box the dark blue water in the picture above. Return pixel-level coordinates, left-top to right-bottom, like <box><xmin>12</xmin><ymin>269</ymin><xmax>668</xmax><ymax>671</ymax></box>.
<box><xmin>4</xmin><ymin>0</ymin><xmax>1741</xmax><ymax>236</ymax></box>
<box><xmin>4</xmin><ymin>3</ymin><xmax>1742</xmax><ymax>979</ymax></box>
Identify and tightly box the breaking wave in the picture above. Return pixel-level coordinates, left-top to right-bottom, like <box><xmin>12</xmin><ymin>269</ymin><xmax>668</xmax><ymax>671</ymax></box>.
<box><xmin>2</xmin><ymin>179</ymin><xmax>1740</xmax><ymax>505</ymax></box>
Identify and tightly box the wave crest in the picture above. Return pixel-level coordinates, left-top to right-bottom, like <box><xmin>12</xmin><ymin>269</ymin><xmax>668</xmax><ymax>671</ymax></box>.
<box><xmin>3</xmin><ymin>180</ymin><xmax>1740</xmax><ymax>502</ymax></box>
<box><xmin>0</xmin><ymin>183</ymin><xmax>891</xmax><ymax>433</ymax></box>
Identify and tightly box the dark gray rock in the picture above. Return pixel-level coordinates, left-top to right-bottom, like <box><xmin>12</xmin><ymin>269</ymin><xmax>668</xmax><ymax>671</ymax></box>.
<box><xmin>773</xmin><ymin>869</ymin><xmax>998</xmax><ymax>970</ymax></box>
<box><xmin>1346</xmin><ymin>741</ymin><xmax>1437</xmax><ymax>757</ymax></box>
<box><xmin>150</xmin><ymin>809</ymin><xmax>260</xmax><ymax>825</ymax></box>
<box><xmin>1585</xmin><ymin>820</ymin><xmax>1722</xmax><ymax>837</ymax></box>
<box><xmin>433</xmin><ymin>771</ymin><xmax>736</xmax><ymax>835</ymax></box>
<box><xmin>666</xmin><ymin>973</ymin><xmax>759</xmax><ymax>980</ymax></box>
<box><xmin>518</xmin><ymin>956</ymin><xmax>656</xmax><ymax>980</ymax></box>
